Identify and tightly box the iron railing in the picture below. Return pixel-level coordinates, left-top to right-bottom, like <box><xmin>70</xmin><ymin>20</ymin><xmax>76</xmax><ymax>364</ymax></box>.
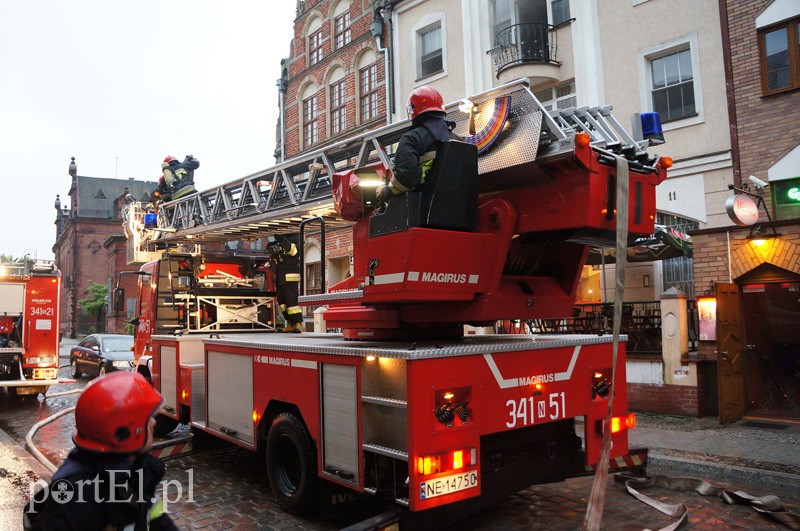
<box><xmin>488</xmin><ymin>22</ymin><xmax>558</xmax><ymax>77</ymax></box>
<box><xmin>496</xmin><ymin>299</ymin><xmax>701</xmax><ymax>356</ymax></box>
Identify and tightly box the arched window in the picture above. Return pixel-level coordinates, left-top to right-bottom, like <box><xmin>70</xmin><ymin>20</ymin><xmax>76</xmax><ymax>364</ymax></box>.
<box><xmin>357</xmin><ymin>49</ymin><xmax>379</xmax><ymax>123</ymax></box>
<box><xmin>332</xmin><ymin>1</ymin><xmax>352</xmax><ymax>50</ymax></box>
<box><xmin>328</xmin><ymin>66</ymin><xmax>347</xmax><ymax>135</ymax></box>
<box><xmin>307</xmin><ymin>16</ymin><xmax>324</xmax><ymax>65</ymax></box>
<box><xmin>301</xmin><ymin>83</ymin><xmax>320</xmax><ymax>148</ymax></box>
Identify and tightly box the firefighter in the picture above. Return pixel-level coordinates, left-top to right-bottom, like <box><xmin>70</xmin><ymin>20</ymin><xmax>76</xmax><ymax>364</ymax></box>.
<box><xmin>376</xmin><ymin>85</ymin><xmax>458</xmax><ymax>204</ymax></box>
<box><xmin>171</xmin><ymin>154</ymin><xmax>199</xmax><ymax>200</ymax></box>
<box><xmin>27</xmin><ymin>372</ymin><xmax>177</xmax><ymax>530</ymax></box>
<box><xmin>267</xmin><ymin>234</ymin><xmax>303</xmax><ymax>333</ymax></box>
<box><xmin>160</xmin><ymin>154</ymin><xmax>199</xmax><ymax>201</ymax></box>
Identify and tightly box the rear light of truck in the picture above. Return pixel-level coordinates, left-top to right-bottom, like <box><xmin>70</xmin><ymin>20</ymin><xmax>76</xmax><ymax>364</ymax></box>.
<box><xmin>416</xmin><ymin>448</ymin><xmax>476</xmax><ymax>476</ymax></box>
<box><xmin>596</xmin><ymin>413</ymin><xmax>636</xmax><ymax>435</ymax></box>
<box><xmin>32</xmin><ymin>368</ymin><xmax>57</xmax><ymax>380</ymax></box>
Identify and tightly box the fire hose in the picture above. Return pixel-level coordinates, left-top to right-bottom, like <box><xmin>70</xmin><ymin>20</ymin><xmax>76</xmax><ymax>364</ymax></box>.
<box><xmin>582</xmin><ymin>152</ymin><xmax>630</xmax><ymax>530</ymax></box>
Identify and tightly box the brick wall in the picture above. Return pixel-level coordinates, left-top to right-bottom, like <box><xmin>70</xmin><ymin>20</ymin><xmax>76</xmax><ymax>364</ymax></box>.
<box><xmin>725</xmin><ymin>0</ymin><xmax>800</xmax><ymax>197</ymax></box>
<box><xmin>628</xmin><ymin>383</ymin><xmax>700</xmax><ymax>417</ymax></box>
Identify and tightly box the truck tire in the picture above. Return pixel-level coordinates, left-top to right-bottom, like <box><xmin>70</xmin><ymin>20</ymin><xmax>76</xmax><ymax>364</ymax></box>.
<box><xmin>266</xmin><ymin>412</ymin><xmax>318</xmax><ymax>516</ymax></box>
<box><xmin>153</xmin><ymin>413</ymin><xmax>179</xmax><ymax>437</ymax></box>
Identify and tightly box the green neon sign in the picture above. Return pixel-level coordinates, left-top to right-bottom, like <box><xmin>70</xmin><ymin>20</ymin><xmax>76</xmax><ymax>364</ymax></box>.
<box><xmin>774</xmin><ymin>178</ymin><xmax>800</xmax><ymax>206</ymax></box>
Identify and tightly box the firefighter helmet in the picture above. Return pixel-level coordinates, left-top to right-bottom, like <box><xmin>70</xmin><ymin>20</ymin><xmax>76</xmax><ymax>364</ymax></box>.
<box><xmin>73</xmin><ymin>371</ymin><xmax>164</xmax><ymax>453</ymax></box>
<box><xmin>162</xmin><ymin>155</ymin><xmax>177</xmax><ymax>170</ymax></box>
<box><xmin>407</xmin><ymin>86</ymin><xmax>445</xmax><ymax>120</ymax></box>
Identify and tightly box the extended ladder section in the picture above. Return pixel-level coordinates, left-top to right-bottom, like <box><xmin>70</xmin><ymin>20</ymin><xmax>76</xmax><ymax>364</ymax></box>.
<box><xmin>125</xmin><ymin>78</ymin><xmax>652</xmax><ymax>252</ymax></box>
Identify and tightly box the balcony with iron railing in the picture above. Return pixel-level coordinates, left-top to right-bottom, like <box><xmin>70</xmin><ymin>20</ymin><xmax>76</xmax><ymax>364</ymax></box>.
<box><xmin>488</xmin><ymin>22</ymin><xmax>561</xmax><ymax>85</ymax></box>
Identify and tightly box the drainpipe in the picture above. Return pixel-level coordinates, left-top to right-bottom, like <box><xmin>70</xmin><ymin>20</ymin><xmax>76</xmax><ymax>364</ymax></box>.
<box><xmin>276</xmin><ymin>75</ymin><xmax>288</xmax><ymax>163</ymax></box>
<box><xmin>371</xmin><ymin>6</ymin><xmax>393</xmax><ymax>124</ymax></box>
<box><xmin>718</xmin><ymin>0</ymin><xmax>741</xmax><ymax>188</ymax></box>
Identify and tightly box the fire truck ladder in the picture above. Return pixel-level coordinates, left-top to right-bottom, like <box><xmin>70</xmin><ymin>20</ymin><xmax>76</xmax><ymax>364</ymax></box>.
<box><xmin>135</xmin><ymin>78</ymin><xmax>650</xmax><ymax>247</ymax></box>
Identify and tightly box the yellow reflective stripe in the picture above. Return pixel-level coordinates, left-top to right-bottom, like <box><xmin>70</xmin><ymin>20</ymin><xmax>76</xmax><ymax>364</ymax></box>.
<box><xmin>284</xmin><ymin>273</ymin><xmax>301</xmax><ymax>282</ymax></box>
<box><xmin>287</xmin><ymin>306</ymin><xmax>302</xmax><ymax>315</ymax></box>
<box><xmin>287</xmin><ymin>243</ymin><xmax>298</xmax><ymax>257</ymax></box>
<box><xmin>149</xmin><ymin>496</ymin><xmax>165</xmax><ymax>520</ymax></box>
<box><xmin>420</xmin><ymin>159</ymin><xmax>434</xmax><ymax>184</ymax></box>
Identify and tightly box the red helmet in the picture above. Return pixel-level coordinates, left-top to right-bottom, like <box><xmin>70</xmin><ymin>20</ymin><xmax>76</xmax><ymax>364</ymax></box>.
<box><xmin>407</xmin><ymin>86</ymin><xmax>445</xmax><ymax>120</ymax></box>
<box><xmin>73</xmin><ymin>372</ymin><xmax>163</xmax><ymax>453</ymax></box>
<box><xmin>163</xmin><ymin>156</ymin><xmax>177</xmax><ymax>164</ymax></box>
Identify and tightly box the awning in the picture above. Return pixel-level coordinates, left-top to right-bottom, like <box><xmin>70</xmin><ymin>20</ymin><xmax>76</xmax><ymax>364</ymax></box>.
<box><xmin>586</xmin><ymin>224</ymin><xmax>693</xmax><ymax>265</ymax></box>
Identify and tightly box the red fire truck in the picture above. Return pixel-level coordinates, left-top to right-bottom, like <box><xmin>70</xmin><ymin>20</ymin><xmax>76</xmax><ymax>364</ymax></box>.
<box><xmin>0</xmin><ymin>259</ymin><xmax>61</xmax><ymax>396</ymax></box>
<box><xmin>120</xmin><ymin>80</ymin><xmax>667</xmax><ymax>523</ymax></box>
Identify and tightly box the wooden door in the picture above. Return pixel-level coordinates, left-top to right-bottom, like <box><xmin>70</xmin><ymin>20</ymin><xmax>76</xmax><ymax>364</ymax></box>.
<box><xmin>716</xmin><ymin>283</ymin><xmax>745</xmax><ymax>424</ymax></box>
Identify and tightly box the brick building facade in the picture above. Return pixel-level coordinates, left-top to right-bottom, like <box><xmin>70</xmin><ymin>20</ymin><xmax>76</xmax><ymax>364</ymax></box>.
<box><xmin>277</xmin><ymin>0</ymin><xmax>389</xmax><ymax>303</ymax></box>
<box><xmin>52</xmin><ymin>158</ymin><xmax>156</xmax><ymax>337</ymax></box>
<box><xmin>687</xmin><ymin>0</ymin><xmax>800</xmax><ymax>421</ymax></box>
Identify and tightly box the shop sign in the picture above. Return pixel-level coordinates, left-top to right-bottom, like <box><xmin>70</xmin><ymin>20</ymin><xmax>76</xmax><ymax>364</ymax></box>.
<box><xmin>725</xmin><ymin>194</ymin><xmax>759</xmax><ymax>226</ymax></box>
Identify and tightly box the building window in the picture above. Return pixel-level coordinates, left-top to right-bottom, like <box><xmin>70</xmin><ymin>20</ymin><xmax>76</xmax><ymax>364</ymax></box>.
<box><xmin>309</xmin><ymin>29</ymin><xmax>323</xmax><ymax>65</ymax></box>
<box><xmin>551</xmin><ymin>0</ymin><xmax>570</xmax><ymax>26</ymax></box>
<box><xmin>303</xmin><ymin>95</ymin><xmax>318</xmax><ymax>146</ymax></box>
<box><xmin>759</xmin><ymin>18</ymin><xmax>800</xmax><ymax>94</ymax></box>
<box><xmin>330</xmin><ymin>79</ymin><xmax>347</xmax><ymax>135</ymax></box>
<box><xmin>418</xmin><ymin>23</ymin><xmax>443</xmax><ymax>79</ymax></box>
<box><xmin>534</xmin><ymin>81</ymin><xmax>576</xmax><ymax>110</ymax></box>
<box><xmin>650</xmin><ymin>48</ymin><xmax>695</xmax><ymax>122</ymax></box>
<box><xmin>360</xmin><ymin>63</ymin><xmax>379</xmax><ymax>122</ymax></box>
<box><xmin>335</xmin><ymin>12</ymin><xmax>351</xmax><ymax>49</ymax></box>
<box><xmin>305</xmin><ymin>262</ymin><xmax>322</xmax><ymax>294</ymax></box>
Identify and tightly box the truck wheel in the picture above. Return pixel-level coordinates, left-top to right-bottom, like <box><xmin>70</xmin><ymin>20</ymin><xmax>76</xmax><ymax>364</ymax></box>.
<box><xmin>266</xmin><ymin>412</ymin><xmax>318</xmax><ymax>516</ymax></box>
<box><xmin>70</xmin><ymin>359</ymin><xmax>81</xmax><ymax>379</ymax></box>
<box><xmin>153</xmin><ymin>413</ymin><xmax>179</xmax><ymax>437</ymax></box>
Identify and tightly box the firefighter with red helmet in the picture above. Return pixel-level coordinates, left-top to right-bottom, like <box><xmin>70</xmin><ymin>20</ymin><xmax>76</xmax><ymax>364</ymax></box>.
<box><xmin>27</xmin><ymin>372</ymin><xmax>177</xmax><ymax>530</ymax></box>
<box><xmin>376</xmin><ymin>85</ymin><xmax>459</xmax><ymax>204</ymax></box>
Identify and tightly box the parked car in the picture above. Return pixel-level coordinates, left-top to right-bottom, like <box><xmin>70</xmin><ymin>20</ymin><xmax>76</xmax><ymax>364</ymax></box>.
<box><xmin>69</xmin><ymin>334</ymin><xmax>135</xmax><ymax>379</ymax></box>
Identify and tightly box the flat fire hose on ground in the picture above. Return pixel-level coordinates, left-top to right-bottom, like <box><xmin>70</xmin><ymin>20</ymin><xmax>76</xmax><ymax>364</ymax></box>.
<box><xmin>619</xmin><ymin>474</ymin><xmax>800</xmax><ymax>530</ymax></box>
<box><xmin>582</xmin><ymin>153</ymin><xmax>630</xmax><ymax>530</ymax></box>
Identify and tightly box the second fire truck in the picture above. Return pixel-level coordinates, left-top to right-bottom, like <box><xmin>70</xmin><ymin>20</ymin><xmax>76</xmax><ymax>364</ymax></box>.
<box><xmin>121</xmin><ymin>80</ymin><xmax>667</xmax><ymax>524</ymax></box>
<box><xmin>0</xmin><ymin>259</ymin><xmax>61</xmax><ymax>396</ymax></box>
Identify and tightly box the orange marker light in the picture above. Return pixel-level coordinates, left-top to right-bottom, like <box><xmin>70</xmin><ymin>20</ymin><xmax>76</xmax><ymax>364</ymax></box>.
<box><xmin>575</xmin><ymin>132</ymin><xmax>591</xmax><ymax>147</ymax></box>
<box><xmin>452</xmin><ymin>450</ymin><xmax>464</xmax><ymax>470</ymax></box>
<box><xmin>252</xmin><ymin>410</ymin><xmax>260</xmax><ymax>423</ymax></box>
<box><xmin>610</xmin><ymin>416</ymin><xmax>623</xmax><ymax>434</ymax></box>
<box><xmin>659</xmin><ymin>156</ymin><xmax>673</xmax><ymax>169</ymax></box>
<box><xmin>626</xmin><ymin>413</ymin><xmax>637</xmax><ymax>429</ymax></box>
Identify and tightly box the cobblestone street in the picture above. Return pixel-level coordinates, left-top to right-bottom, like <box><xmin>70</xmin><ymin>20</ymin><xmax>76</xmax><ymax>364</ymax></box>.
<box><xmin>2</xmin><ymin>361</ymin><xmax>798</xmax><ymax>530</ymax></box>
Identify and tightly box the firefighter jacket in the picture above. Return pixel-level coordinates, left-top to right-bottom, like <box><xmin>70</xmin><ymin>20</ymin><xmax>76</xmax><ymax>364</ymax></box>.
<box><xmin>29</xmin><ymin>448</ymin><xmax>177</xmax><ymax>530</ymax></box>
<box><xmin>269</xmin><ymin>238</ymin><xmax>300</xmax><ymax>286</ymax></box>
<box><xmin>391</xmin><ymin>114</ymin><xmax>458</xmax><ymax>192</ymax></box>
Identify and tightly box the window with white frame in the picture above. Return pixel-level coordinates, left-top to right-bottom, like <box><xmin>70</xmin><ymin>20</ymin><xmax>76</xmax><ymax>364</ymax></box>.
<box><xmin>309</xmin><ymin>29</ymin><xmax>323</xmax><ymax>65</ymax></box>
<box><xmin>335</xmin><ymin>12</ymin><xmax>351</xmax><ymax>49</ymax></box>
<box><xmin>360</xmin><ymin>63</ymin><xmax>379</xmax><ymax>122</ymax></box>
<box><xmin>303</xmin><ymin>95</ymin><xmax>318</xmax><ymax>146</ymax></box>
<box><xmin>330</xmin><ymin>79</ymin><xmax>346</xmax><ymax>135</ymax></box>
<box><xmin>533</xmin><ymin>81</ymin><xmax>576</xmax><ymax>110</ymax></box>
<box><xmin>650</xmin><ymin>47</ymin><xmax>695</xmax><ymax>122</ymax></box>
<box><xmin>418</xmin><ymin>22</ymin><xmax>443</xmax><ymax>79</ymax></box>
